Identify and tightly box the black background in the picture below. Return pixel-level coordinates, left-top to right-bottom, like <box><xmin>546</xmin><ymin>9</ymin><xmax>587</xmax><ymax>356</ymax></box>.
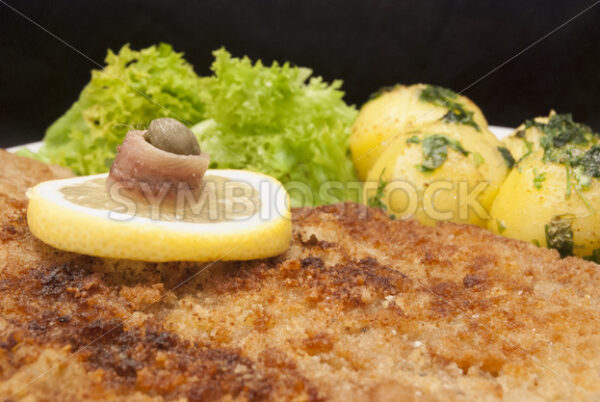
<box><xmin>1</xmin><ymin>0</ymin><xmax>599</xmax><ymax>148</ymax></box>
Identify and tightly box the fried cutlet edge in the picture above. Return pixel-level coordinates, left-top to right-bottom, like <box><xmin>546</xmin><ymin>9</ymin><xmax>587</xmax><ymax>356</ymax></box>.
<box><xmin>1</xmin><ymin>150</ymin><xmax>600</xmax><ymax>401</ymax></box>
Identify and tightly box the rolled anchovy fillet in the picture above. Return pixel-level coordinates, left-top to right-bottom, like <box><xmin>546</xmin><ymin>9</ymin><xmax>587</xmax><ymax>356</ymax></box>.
<box><xmin>107</xmin><ymin>129</ymin><xmax>210</xmax><ymax>202</ymax></box>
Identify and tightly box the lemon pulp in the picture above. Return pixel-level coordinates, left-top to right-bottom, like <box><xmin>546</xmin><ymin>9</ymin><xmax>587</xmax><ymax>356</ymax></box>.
<box><xmin>60</xmin><ymin>175</ymin><xmax>260</xmax><ymax>224</ymax></box>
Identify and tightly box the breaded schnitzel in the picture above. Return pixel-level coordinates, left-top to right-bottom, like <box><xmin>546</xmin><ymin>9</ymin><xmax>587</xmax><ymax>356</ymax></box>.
<box><xmin>1</xmin><ymin>149</ymin><xmax>599</xmax><ymax>401</ymax></box>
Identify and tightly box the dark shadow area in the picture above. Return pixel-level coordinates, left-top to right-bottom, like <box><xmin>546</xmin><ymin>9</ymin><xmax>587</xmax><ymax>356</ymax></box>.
<box><xmin>1</xmin><ymin>0</ymin><xmax>599</xmax><ymax>147</ymax></box>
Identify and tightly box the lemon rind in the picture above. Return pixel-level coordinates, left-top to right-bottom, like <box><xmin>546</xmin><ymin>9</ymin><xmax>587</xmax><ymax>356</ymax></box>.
<box><xmin>27</xmin><ymin>171</ymin><xmax>292</xmax><ymax>262</ymax></box>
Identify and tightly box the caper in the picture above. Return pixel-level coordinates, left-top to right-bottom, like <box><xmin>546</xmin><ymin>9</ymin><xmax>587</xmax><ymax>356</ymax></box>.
<box><xmin>144</xmin><ymin>118</ymin><xmax>201</xmax><ymax>156</ymax></box>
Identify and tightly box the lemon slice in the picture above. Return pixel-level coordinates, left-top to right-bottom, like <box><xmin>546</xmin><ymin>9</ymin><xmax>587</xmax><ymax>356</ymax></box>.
<box><xmin>26</xmin><ymin>170</ymin><xmax>291</xmax><ymax>262</ymax></box>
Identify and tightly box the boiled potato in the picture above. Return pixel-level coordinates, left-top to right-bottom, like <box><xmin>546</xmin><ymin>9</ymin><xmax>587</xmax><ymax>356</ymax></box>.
<box><xmin>489</xmin><ymin>151</ymin><xmax>600</xmax><ymax>259</ymax></box>
<box><xmin>350</xmin><ymin>83</ymin><xmax>494</xmax><ymax>180</ymax></box>
<box><xmin>502</xmin><ymin>110</ymin><xmax>598</xmax><ymax>164</ymax></box>
<box><xmin>502</xmin><ymin>111</ymin><xmax>554</xmax><ymax>161</ymax></box>
<box><xmin>364</xmin><ymin>122</ymin><xmax>509</xmax><ymax>227</ymax></box>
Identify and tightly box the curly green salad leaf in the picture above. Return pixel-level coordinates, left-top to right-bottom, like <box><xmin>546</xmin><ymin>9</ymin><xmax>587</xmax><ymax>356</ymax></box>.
<box><xmin>21</xmin><ymin>43</ymin><xmax>208</xmax><ymax>175</ymax></box>
<box><xmin>23</xmin><ymin>44</ymin><xmax>358</xmax><ymax>207</ymax></box>
<box><xmin>193</xmin><ymin>49</ymin><xmax>358</xmax><ymax>206</ymax></box>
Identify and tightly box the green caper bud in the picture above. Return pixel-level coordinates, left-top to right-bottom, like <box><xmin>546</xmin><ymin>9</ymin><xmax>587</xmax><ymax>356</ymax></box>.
<box><xmin>144</xmin><ymin>118</ymin><xmax>201</xmax><ymax>156</ymax></box>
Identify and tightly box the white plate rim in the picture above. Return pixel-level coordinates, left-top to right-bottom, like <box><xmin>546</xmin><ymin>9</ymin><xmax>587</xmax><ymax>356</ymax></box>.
<box><xmin>7</xmin><ymin>141</ymin><xmax>44</xmax><ymax>153</ymax></box>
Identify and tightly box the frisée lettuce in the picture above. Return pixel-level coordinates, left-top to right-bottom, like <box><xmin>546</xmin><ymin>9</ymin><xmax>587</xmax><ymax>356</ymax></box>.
<box><xmin>23</xmin><ymin>44</ymin><xmax>359</xmax><ymax>206</ymax></box>
<box><xmin>22</xmin><ymin>43</ymin><xmax>207</xmax><ymax>175</ymax></box>
<box><xmin>193</xmin><ymin>49</ymin><xmax>359</xmax><ymax>206</ymax></box>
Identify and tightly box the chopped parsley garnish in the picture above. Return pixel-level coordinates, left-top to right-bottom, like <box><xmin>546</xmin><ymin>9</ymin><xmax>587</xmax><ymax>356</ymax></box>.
<box><xmin>529</xmin><ymin>113</ymin><xmax>591</xmax><ymax>150</ymax></box>
<box><xmin>419</xmin><ymin>85</ymin><xmax>457</xmax><ymax>105</ymax></box>
<box><xmin>572</xmin><ymin>145</ymin><xmax>600</xmax><ymax>178</ymax></box>
<box><xmin>574</xmin><ymin>185</ymin><xmax>596</xmax><ymax>213</ymax></box>
<box><xmin>418</xmin><ymin>134</ymin><xmax>469</xmax><ymax>172</ymax></box>
<box><xmin>563</xmin><ymin>153</ymin><xmax>597</xmax><ymax>213</ymax></box>
<box><xmin>473</xmin><ymin>152</ymin><xmax>485</xmax><ymax>167</ymax></box>
<box><xmin>419</xmin><ymin>85</ymin><xmax>480</xmax><ymax>131</ymax></box>
<box><xmin>565</xmin><ymin>162</ymin><xmax>573</xmax><ymax>199</ymax></box>
<box><xmin>527</xmin><ymin>113</ymin><xmax>598</xmax><ymax>166</ymax></box>
<box><xmin>497</xmin><ymin>146</ymin><xmax>515</xmax><ymax>169</ymax></box>
<box><xmin>443</xmin><ymin>106</ymin><xmax>479</xmax><ymax>131</ymax></box>
<box><xmin>545</xmin><ymin>215</ymin><xmax>574</xmax><ymax>258</ymax></box>
<box><xmin>496</xmin><ymin>219</ymin><xmax>506</xmax><ymax>234</ymax></box>
<box><xmin>573</xmin><ymin>165</ymin><xmax>592</xmax><ymax>190</ymax></box>
<box><xmin>368</xmin><ymin>169</ymin><xmax>388</xmax><ymax>211</ymax></box>
<box><xmin>533</xmin><ymin>169</ymin><xmax>546</xmax><ymax>190</ymax></box>
<box><xmin>406</xmin><ymin>135</ymin><xmax>421</xmax><ymax>145</ymax></box>
<box><xmin>520</xmin><ymin>113</ymin><xmax>599</xmax><ymax>209</ymax></box>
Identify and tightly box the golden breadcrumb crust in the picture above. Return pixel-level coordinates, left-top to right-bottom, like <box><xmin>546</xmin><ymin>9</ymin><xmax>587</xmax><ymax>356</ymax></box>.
<box><xmin>0</xmin><ymin>150</ymin><xmax>599</xmax><ymax>401</ymax></box>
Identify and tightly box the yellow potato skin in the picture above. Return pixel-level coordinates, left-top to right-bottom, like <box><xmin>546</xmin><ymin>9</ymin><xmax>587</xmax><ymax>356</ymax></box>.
<box><xmin>364</xmin><ymin>122</ymin><xmax>509</xmax><ymax>227</ymax></box>
<box><xmin>350</xmin><ymin>84</ymin><xmax>490</xmax><ymax>180</ymax></box>
<box><xmin>489</xmin><ymin>152</ymin><xmax>600</xmax><ymax>258</ymax></box>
